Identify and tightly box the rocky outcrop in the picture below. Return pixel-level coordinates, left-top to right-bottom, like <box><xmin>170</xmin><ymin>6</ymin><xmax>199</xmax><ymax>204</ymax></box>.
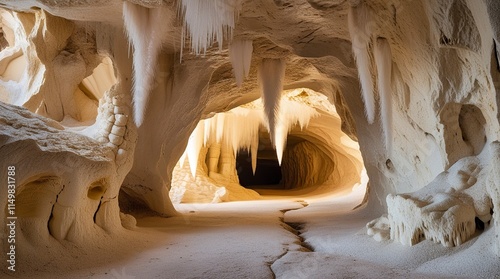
<box><xmin>487</xmin><ymin>141</ymin><xmax>500</xmax><ymax>254</ymax></box>
<box><xmin>0</xmin><ymin>7</ymin><xmax>136</xmax><ymax>247</ymax></box>
<box><xmin>0</xmin><ymin>95</ymin><xmax>133</xmax><ymax>244</ymax></box>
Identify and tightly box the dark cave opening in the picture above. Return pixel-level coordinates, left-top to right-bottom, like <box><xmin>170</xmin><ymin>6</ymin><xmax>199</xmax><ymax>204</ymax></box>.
<box><xmin>236</xmin><ymin>150</ymin><xmax>283</xmax><ymax>189</ymax></box>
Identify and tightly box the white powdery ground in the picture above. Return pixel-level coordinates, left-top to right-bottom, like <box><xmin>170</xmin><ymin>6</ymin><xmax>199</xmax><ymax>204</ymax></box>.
<box><xmin>283</xmin><ymin>190</ymin><xmax>500</xmax><ymax>278</ymax></box>
<box><xmin>3</xmin><ymin>138</ymin><xmax>495</xmax><ymax>277</ymax></box>
<box><xmin>6</xmin><ymin>183</ymin><xmax>500</xmax><ymax>278</ymax></box>
<box><xmin>7</xmin><ymin>200</ymin><xmax>303</xmax><ymax>279</ymax></box>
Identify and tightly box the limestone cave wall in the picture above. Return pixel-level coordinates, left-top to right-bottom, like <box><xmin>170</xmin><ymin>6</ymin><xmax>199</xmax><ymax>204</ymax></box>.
<box><xmin>0</xmin><ymin>0</ymin><xmax>499</xmax><ymax>255</ymax></box>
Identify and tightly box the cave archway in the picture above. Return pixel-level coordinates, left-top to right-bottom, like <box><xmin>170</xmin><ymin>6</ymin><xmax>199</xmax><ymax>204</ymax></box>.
<box><xmin>170</xmin><ymin>89</ymin><xmax>366</xmax><ymax>203</ymax></box>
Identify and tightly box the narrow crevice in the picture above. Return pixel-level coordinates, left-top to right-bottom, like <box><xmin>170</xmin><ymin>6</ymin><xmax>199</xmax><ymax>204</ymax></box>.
<box><xmin>283</xmin><ymin>201</ymin><xmax>313</xmax><ymax>252</ymax></box>
<box><xmin>284</xmin><ymin>222</ymin><xmax>315</xmax><ymax>252</ymax></box>
<box><xmin>47</xmin><ymin>184</ymin><xmax>65</xmax><ymax>236</ymax></box>
<box><xmin>93</xmin><ymin>199</ymin><xmax>103</xmax><ymax>223</ymax></box>
<box><xmin>269</xmin><ymin>200</ymin><xmax>312</xmax><ymax>278</ymax></box>
<box><xmin>267</xmin><ymin>250</ymin><xmax>288</xmax><ymax>279</ymax></box>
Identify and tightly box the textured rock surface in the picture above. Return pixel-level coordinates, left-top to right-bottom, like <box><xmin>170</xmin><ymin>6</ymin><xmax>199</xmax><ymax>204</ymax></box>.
<box><xmin>0</xmin><ymin>0</ymin><xmax>499</xmax><ymax>261</ymax></box>
<box><xmin>0</xmin><ymin>97</ymin><xmax>133</xmax><ymax>244</ymax></box>
<box><xmin>487</xmin><ymin>141</ymin><xmax>500</xmax><ymax>254</ymax></box>
<box><xmin>0</xmin><ymin>6</ymin><xmax>137</xmax><ymax>251</ymax></box>
<box><xmin>170</xmin><ymin>89</ymin><xmax>363</xmax><ymax>202</ymax></box>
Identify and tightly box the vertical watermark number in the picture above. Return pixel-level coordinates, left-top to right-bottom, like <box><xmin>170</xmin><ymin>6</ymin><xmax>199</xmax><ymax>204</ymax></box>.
<box><xmin>6</xmin><ymin>166</ymin><xmax>16</xmax><ymax>272</ymax></box>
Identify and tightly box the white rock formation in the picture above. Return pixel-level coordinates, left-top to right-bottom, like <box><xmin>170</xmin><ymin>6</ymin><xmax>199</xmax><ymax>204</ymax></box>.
<box><xmin>123</xmin><ymin>1</ymin><xmax>173</xmax><ymax>126</ymax></box>
<box><xmin>0</xmin><ymin>0</ymin><xmax>499</xmax><ymax>267</ymax></box>
<box><xmin>385</xmin><ymin>147</ymin><xmax>493</xmax><ymax>247</ymax></box>
<box><xmin>0</xmin><ymin>87</ymin><xmax>135</xmax><ymax>244</ymax></box>
<box><xmin>229</xmin><ymin>40</ymin><xmax>253</xmax><ymax>87</ymax></box>
<box><xmin>348</xmin><ymin>0</ymin><xmax>376</xmax><ymax>124</ymax></box>
<box><xmin>179</xmin><ymin>0</ymin><xmax>243</xmax><ymax>55</ymax></box>
<box><xmin>171</xmin><ymin>90</ymin><xmax>326</xmax><ymax>202</ymax></box>
<box><xmin>259</xmin><ymin>58</ymin><xmax>286</xmax><ymax>145</ymax></box>
<box><xmin>0</xmin><ymin>6</ymin><xmax>137</xmax><ymax>249</ymax></box>
<box><xmin>373</xmin><ymin>37</ymin><xmax>393</xmax><ymax>153</ymax></box>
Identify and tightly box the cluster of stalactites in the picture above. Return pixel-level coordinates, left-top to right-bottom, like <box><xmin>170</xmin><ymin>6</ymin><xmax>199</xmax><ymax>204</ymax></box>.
<box><xmin>348</xmin><ymin>2</ymin><xmax>393</xmax><ymax>153</ymax></box>
<box><xmin>179</xmin><ymin>98</ymin><xmax>319</xmax><ymax>178</ymax></box>
<box><xmin>123</xmin><ymin>1</ymin><xmax>248</xmax><ymax>126</ymax></box>
<box><xmin>179</xmin><ymin>0</ymin><xmax>243</xmax><ymax>56</ymax></box>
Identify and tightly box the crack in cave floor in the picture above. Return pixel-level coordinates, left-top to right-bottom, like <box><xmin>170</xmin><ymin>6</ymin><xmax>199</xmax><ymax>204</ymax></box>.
<box><xmin>11</xmin><ymin>186</ymin><xmax>500</xmax><ymax>279</ymax></box>
<box><xmin>268</xmin><ymin>201</ymin><xmax>313</xmax><ymax>279</ymax></box>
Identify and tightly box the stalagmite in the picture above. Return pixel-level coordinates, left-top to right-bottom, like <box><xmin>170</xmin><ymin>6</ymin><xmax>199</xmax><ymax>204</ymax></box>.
<box><xmin>374</xmin><ymin>37</ymin><xmax>393</xmax><ymax>153</ymax></box>
<box><xmin>259</xmin><ymin>58</ymin><xmax>286</xmax><ymax>144</ymax></box>
<box><xmin>207</xmin><ymin>143</ymin><xmax>221</xmax><ymax>174</ymax></box>
<box><xmin>123</xmin><ymin>2</ymin><xmax>169</xmax><ymax>126</ymax></box>
<box><xmin>229</xmin><ymin>40</ymin><xmax>253</xmax><ymax>86</ymax></box>
<box><xmin>348</xmin><ymin>2</ymin><xmax>376</xmax><ymax>124</ymax></box>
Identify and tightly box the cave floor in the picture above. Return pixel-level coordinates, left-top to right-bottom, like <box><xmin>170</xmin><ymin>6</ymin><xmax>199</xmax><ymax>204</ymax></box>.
<box><xmin>9</xmin><ymin>185</ymin><xmax>500</xmax><ymax>279</ymax></box>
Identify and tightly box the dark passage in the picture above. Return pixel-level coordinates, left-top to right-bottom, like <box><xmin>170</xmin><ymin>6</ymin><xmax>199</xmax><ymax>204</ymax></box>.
<box><xmin>236</xmin><ymin>151</ymin><xmax>283</xmax><ymax>189</ymax></box>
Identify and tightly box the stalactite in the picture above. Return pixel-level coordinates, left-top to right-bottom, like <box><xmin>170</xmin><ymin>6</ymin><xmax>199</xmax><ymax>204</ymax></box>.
<box><xmin>274</xmin><ymin>99</ymin><xmax>319</xmax><ymax>165</ymax></box>
<box><xmin>348</xmin><ymin>2</ymin><xmax>376</xmax><ymax>124</ymax></box>
<box><xmin>123</xmin><ymin>2</ymin><xmax>169</xmax><ymax>126</ymax></box>
<box><xmin>180</xmin><ymin>97</ymin><xmax>317</xmax><ymax>176</ymax></box>
<box><xmin>216</xmin><ymin>113</ymin><xmax>225</xmax><ymax>143</ymax></box>
<box><xmin>374</xmin><ymin>37</ymin><xmax>393</xmax><ymax>153</ymax></box>
<box><xmin>259</xmin><ymin>58</ymin><xmax>286</xmax><ymax>145</ymax></box>
<box><xmin>229</xmin><ymin>40</ymin><xmax>253</xmax><ymax>86</ymax></box>
<box><xmin>203</xmin><ymin>118</ymin><xmax>212</xmax><ymax>146</ymax></box>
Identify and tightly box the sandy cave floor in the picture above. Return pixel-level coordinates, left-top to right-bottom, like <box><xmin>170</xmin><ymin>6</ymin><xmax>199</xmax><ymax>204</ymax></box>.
<box><xmin>5</xmin><ymin>184</ymin><xmax>500</xmax><ymax>279</ymax></box>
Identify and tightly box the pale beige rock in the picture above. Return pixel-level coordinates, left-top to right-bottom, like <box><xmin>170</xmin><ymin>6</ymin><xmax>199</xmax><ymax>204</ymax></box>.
<box><xmin>0</xmin><ymin>0</ymin><xmax>499</xmax><ymax>263</ymax></box>
<box><xmin>487</xmin><ymin>141</ymin><xmax>500</xmax><ymax>254</ymax></box>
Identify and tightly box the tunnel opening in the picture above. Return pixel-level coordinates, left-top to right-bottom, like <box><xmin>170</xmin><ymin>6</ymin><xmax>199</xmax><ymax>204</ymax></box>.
<box><xmin>169</xmin><ymin>89</ymin><xmax>366</xmax><ymax>204</ymax></box>
<box><xmin>170</xmin><ymin>89</ymin><xmax>367</xmax><ymax>204</ymax></box>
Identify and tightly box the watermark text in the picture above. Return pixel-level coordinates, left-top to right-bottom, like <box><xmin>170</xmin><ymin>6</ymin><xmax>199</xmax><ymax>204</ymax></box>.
<box><xmin>6</xmin><ymin>166</ymin><xmax>16</xmax><ymax>272</ymax></box>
